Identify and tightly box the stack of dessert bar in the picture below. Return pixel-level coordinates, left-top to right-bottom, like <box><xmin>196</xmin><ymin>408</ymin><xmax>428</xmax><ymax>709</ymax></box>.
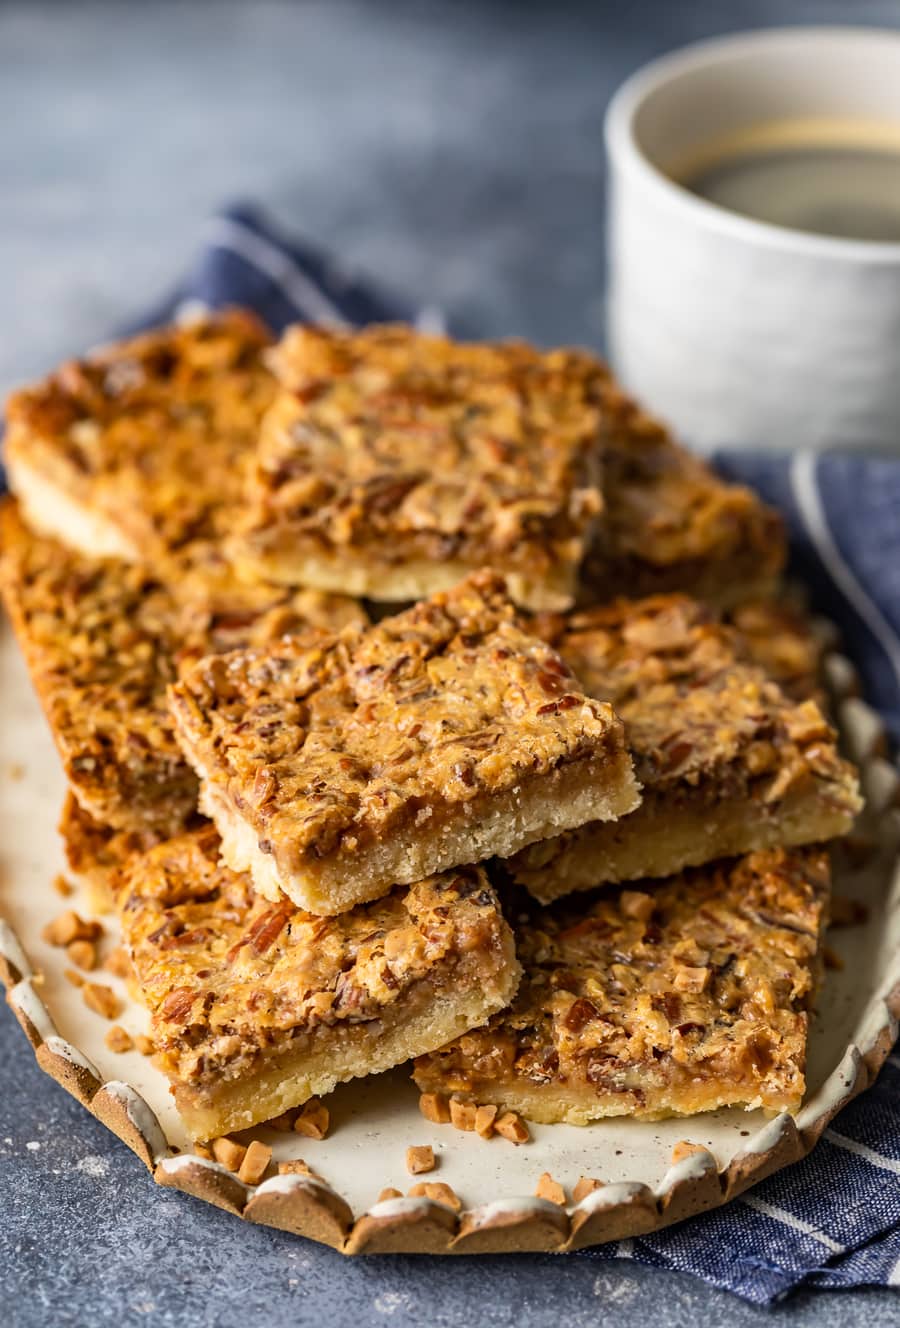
<box><xmin>0</xmin><ymin>313</ymin><xmax>861</xmax><ymax>1144</ymax></box>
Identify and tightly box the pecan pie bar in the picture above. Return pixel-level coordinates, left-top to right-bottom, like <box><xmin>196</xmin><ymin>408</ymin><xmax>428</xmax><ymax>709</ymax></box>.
<box><xmin>118</xmin><ymin>825</ymin><xmax>521</xmax><ymax>1139</ymax></box>
<box><xmin>169</xmin><ymin>571</ymin><xmax>640</xmax><ymax>915</ymax></box>
<box><xmin>0</xmin><ymin>500</ymin><xmax>365</xmax><ymax>834</ymax></box>
<box><xmin>233</xmin><ymin>323</ymin><xmax>610</xmax><ymax>610</ymax></box>
<box><xmin>414</xmin><ymin>847</ymin><xmax>830</xmax><ymax>1123</ymax></box>
<box><xmin>583</xmin><ymin>404</ymin><xmax>786</xmax><ymax>610</ymax></box>
<box><xmin>507</xmin><ymin>595</ymin><xmax>860</xmax><ymax>902</ymax></box>
<box><xmin>4</xmin><ymin>309</ymin><xmax>275</xmax><ymax>563</ymax></box>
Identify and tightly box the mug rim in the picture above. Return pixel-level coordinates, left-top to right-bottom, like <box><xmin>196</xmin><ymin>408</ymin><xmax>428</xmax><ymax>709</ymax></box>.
<box><xmin>604</xmin><ymin>24</ymin><xmax>900</xmax><ymax>263</ymax></box>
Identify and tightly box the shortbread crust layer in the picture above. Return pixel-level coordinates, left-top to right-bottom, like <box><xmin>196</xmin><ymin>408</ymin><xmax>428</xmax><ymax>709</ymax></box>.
<box><xmin>169</xmin><ymin>571</ymin><xmax>639</xmax><ymax>914</ymax></box>
<box><xmin>117</xmin><ymin>826</ymin><xmax>521</xmax><ymax>1139</ymax></box>
<box><xmin>414</xmin><ymin>848</ymin><xmax>830</xmax><ymax>1123</ymax></box>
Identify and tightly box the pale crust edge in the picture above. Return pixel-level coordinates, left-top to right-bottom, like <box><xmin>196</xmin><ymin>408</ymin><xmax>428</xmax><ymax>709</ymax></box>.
<box><xmin>1</xmin><ymin>668</ymin><xmax>899</xmax><ymax>1254</ymax></box>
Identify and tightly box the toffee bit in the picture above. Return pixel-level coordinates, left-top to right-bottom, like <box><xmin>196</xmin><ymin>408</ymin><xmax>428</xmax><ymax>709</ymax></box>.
<box><xmin>408</xmin><ymin>1181</ymin><xmax>461</xmax><ymax>1212</ymax></box>
<box><xmin>82</xmin><ymin>982</ymin><xmax>122</xmax><ymax>1020</ymax></box>
<box><xmin>279</xmin><ymin>1159</ymin><xmax>315</xmax><ymax>1177</ymax></box>
<box><xmin>52</xmin><ymin>874</ymin><xmax>73</xmax><ymax>898</ymax></box>
<box><xmin>104</xmin><ymin>1025</ymin><xmax>133</xmax><ymax>1053</ymax></box>
<box><xmin>378</xmin><ymin>1187</ymin><xmax>403</xmax><ymax>1202</ymax></box>
<box><xmin>449</xmin><ymin>1097</ymin><xmax>477</xmax><ymax>1132</ymax></box>
<box><xmin>294</xmin><ymin>1099</ymin><xmax>329</xmax><ymax>1140</ymax></box>
<box><xmin>474</xmin><ymin>1104</ymin><xmax>498</xmax><ymax>1139</ymax></box>
<box><xmin>42</xmin><ymin>910</ymin><xmax>103</xmax><ymax>947</ymax></box>
<box><xmin>495</xmin><ymin>1112</ymin><xmax>530</xmax><ymax>1145</ymax></box>
<box><xmin>406</xmin><ymin>1145</ymin><xmax>435</xmax><ymax>1176</ymax></box>
<box><xmin>418</xmin><ymin>1092</ymin><xmax>451</xmax><ymax>1125</ymax></box>
<box><xmin>66</xmin><ymin>939</ymin><xmax>97</xmax><ymax>972</ymax></box>
<box><xmin>211</xmin><ymin>1136</ymin><xmax>247</xmax><ymax>1172</ymax></box>
<box><xmin>535</xmin><ymin>1172</ymin><xmax>566</xmax><ymax>1205</ymax></box>
<box><xmin>134</xmin><ymin>1033</ymin><xmax>155</xmax><ymax>1056</ymax></box>
<box><xmin>237</xmin><ymin>1139</ymin><xmax>272</xmax><ymax>1185</ymax></box>
<box><xmin>671</xmin><ymin>1141</ymin><xmax>707</xmax><ymax>1165</ymax></box>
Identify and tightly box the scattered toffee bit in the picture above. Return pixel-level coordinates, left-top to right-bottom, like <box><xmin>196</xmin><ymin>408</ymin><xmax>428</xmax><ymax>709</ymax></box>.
<box><xmin>211</xmin><ymin>1136</ymin><xmax>247</xmax><ymax>1172</ymax></box>
<box><xmin>495</xmin><ymin>1112</ymin><xmax>530</xmax><ymax>1145</ymax></box>
<box><xmin>52</xmin><ymin>874</ymin><xmax>73</xmax><ymax>898</ymax></box>
<box><xmin>194</xmin><ymin>1143</ymin><xmax>213</xmax><ymax>1160</ymax></box>
<box><xmin>64</xmin><ymin>968</ymin><xmax>85</xmax><ymax>989</ymax></box>
<box><xmin>449</xmin><ymin>1097</ymin><xmax>477</xmax><ymax>1132</ymax></box>
<box><xmin>279</xmin><ymin>1159</ymin><xmax>316</xmax><ymax>1177</ymax></box>
<box><xmin>535</xmin><ymin>1172</ymin><xmax>567</xmax><ymax>1205</ymax></box>
<box><xmin>408</xmin><ymin>1181</ymin><xmax>461</xmax><ymax>1211</ymax></box>
<box><xmin>419</xmin><ymin>1092</ymin><xmax>451</xmax><ymax>1126</ymax></box>
<box><xmin>671</xmin><ymin>1141</ymin><xmax>707</xmax><ymax>1165</ymax></box>
<box><xmin>82</xmin><ymin>982</ymin><xmax>122</xmax><ymax>1020</ymax></box>
<box><xmin>66</xmin><ymin>939</ymin><xmax>97</xmax><ymax>972</ymax></box>
<box><xmin>134</xmin><ymin>1033</ymin><xmax>155</xmax><ymax>1056</ymax></box>
<box><xmin>406</xmin><ymin>1145</ymin><xmax>436</xmax><ymax>1176</ymax></box>
<box><xmin>474</xmin><ymin>1104</ymin><xmax>499</xmax><ymax>1139</ymax></box>
<box><xmin>104</xmin><ymin>1025</ymin><xmax>133</xmax><ymax>1054</ymax></box>
<box><xmin>237</xmin><ymin>1139</ymin><xmax>272</xmax><ymax>1185</ymax></box>
<box><xmin>378</xmin><ymin>1187</ymin><xmax>403</xmax><ymax>1202</ymax></box>
<box><xmin>42</xmin><ymin>910</ymin><xmax>103</xmax><ymax>947</ymax></box>
<box><xmin>294</xmin><ymin>1099</ymin><xmax>329</xmax><ymax>1140</ymax></box>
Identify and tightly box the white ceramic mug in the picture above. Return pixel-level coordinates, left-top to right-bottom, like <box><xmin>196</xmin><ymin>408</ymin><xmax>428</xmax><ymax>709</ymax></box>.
<box><xmin>605</xmin><ymin>26</ymin><xmax>900</xmax><ymax>454</ymax></box>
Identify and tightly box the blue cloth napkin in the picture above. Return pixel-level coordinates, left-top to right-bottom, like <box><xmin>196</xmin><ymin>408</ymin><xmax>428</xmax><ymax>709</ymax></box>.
<box><xmin>12</xmin><ymin>202</ymin><xmax>900</xmax><ymax>1303</ymax></box>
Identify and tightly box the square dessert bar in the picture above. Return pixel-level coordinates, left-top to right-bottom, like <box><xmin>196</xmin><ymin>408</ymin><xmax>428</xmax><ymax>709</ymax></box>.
<box><xmin>0</xmin><ymin>500</ymin><xmax>365</xmax><ymax>835</ymax></box>
<box><xmin>583</xmin><ymin>401</ymin><xmax>786</xmax><ymax>610</ymax></box>
<box><xmin>169</xmin><ymin>571</ymin><xmax>640</xmax><ymax>915</ymax></box>
<box><xmin>507</xmin><ymin>595</ymin><xmax>860</xmax><ymax>902</ymax></box>
<box><xmin>4</xmin><ymin>309</ymin><xmax>275</xmax><ymax>563</ymax></box>
<box><xmin>414</xmin><ymin>847</ymin><xmax>831</xmax><ymax>1124</ymax></box>
<box><xmin>233</xmin><ymin>323</ymin><xmax>611</xmax><ymax>610</ymax></box>
<box><xmin>117</xmin><ymin>825</ymin><xmax>521</xmax><ymax>1140</ymax></box>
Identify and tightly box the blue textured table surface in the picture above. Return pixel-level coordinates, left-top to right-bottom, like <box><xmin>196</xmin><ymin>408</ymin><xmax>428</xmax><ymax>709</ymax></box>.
<box><xmin>2</xmin><ymin>3</ymin><xmax>900</xmax><ymax>1324</ymax></box>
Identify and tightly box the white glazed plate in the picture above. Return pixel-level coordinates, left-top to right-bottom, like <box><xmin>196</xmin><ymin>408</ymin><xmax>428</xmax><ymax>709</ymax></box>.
<box><xmin>1</xmin><ymin>621</ymin><xmax>899</xmax><ymax>1254</ymax></box>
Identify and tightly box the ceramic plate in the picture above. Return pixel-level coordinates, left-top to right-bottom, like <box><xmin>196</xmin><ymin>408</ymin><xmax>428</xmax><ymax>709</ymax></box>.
<box><xmin>1</xmin><ymin>623</ymin><xmax>898</xmax><ymax>1254</ymax></box>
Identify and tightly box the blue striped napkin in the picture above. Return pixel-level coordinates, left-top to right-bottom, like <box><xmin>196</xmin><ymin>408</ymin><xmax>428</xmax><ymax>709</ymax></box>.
<box><xmin>11</xmin><ymin>202</ymin><xmax>900</xmax><ymax>1303</ymax></box>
